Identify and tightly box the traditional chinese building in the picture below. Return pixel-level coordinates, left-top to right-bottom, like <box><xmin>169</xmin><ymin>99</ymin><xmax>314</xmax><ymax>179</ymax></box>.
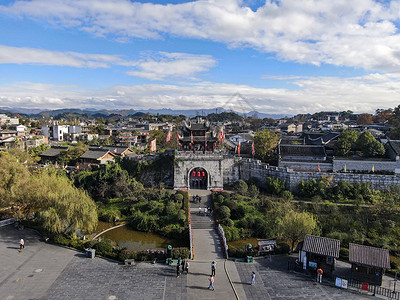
<box><xmin>349</xmin><ymin>243</ymin><xmax>390</xmax><ymax>286</ymax></box>
<box><xmin>178</xmin><ymin>117</ymin><xmax>221</xmax><ymax>153</ymax></box>
<box><xmin>174</xmin><ymin>117</ymin><xmax>238</xmax><ymax>190</ymax></box>
<box><xmin>298</xmin><ymin>234</ymin><xmax>340</xmax><ymax>273</ymax></box>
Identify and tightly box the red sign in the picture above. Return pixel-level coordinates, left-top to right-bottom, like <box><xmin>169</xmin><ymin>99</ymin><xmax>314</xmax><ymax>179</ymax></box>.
<box><xmin>362</xmin><ymin>282</ymin><xmax>368</xmax><ymax>291</ymax></box>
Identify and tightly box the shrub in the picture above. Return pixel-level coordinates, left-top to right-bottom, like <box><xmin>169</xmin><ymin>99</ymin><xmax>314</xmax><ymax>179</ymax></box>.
<box><xmin>174</xmin><ymin>193</ymin><xmax>184</xmax><ymax>203</ymax></box>
<box><xmin>275</xmin><ymin>243</ymin><xmax>290</xmax><ymax>254</ymax></box>
<box><xmin>99</xmin><ymin>209</ymin><xmax>121</xmax><ymax>223</ymax></box>
<box><xmin>234</xmin><ymin>180</ymin><xmax>248</xmax><ymax>195</ymax></box>
<box><xmin>217</xmin><ymin>206</ymin><xmax>231</xmax><ymax>219</ymax></box>
<box><xmin>223</xmin><ymin>226</ymin><xmax>240</xmax><ymax>242</ymax></box>
<box><xmin>282</xmin><ymin>190</ymin><xmax>293</xmax><ymax>200</ymax></box>
<box><xmin>220</xmin><ymin>218</ymin><xmax>234</xmax><ymax>227</ymax></box>
<box><xmin>264</xmin><ymin>177</ymin><xmax>286</xmax><ymax>195</ymax></box>
<box><xmin>231</xmin><ymin>206</ymin><xmax>246</xmax><ymax>220</ymax></box>
<box><xmin>84</xmin><ymin>240</ymin><xmax>98</xmax><ymax>249</ymax></box>
<box><xmin>177</xmin><ymin>209</ymin><xmax>186</xmax><ymax>224</ymax></box>
<box><xmin>53</xmin><ymin>234</ymin><xmax>71</xmax><ymax>246</ymax></box>
<box><xmin>172</xmin><ymin>248</ymin><xmax>190</xmax><ymax>259</ymax></box>
<box><xmin>93</xmin><ymin>241</ymin><xmax>113</xmax><ymax>255</ymax></box>
<box><xmin>146</xmin><ymin>200</ymin><xmax>159</xmax><ymax>211</ymax></box>
<box><xmin>228</xmin><ymin>245</ymin><xmax>247</xmax><ymax>258</ymax></box>
<box><xmin>165</xmin><ymin>203</ymin><xmax>178</xmax><ymax>215</ymax></box>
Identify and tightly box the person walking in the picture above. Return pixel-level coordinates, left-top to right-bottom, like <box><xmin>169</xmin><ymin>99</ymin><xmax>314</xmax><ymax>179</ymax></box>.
<box><xmin>176</xmin><ymin>262</ymin><xmax>181</xmax><ymax>278</ymax></box>
<box><xmin>184</xmin><ymin>261</ymin><xmax>190</xmax><ymax>274</ymax></box>
<box><xmin>211</xmin><ymin>261</ymin><xmax>216</xmax><ymax>276</ymax></box>
<box><xmin>181</xmin><ymin>259</ymin><xmax>185</xmax><ymax>273</ymax></box>
<box><xmin>208</xmin><ymin>275</ymin><xmax>215</xmax><ymax>291</ymax></box>
<box><xmin>317</xmin><ymin>267</ymin><xmax>323</xmax><ymax>283</ymax></box>
<box><xmin>251</xmin><ymin>272</ymin><xmax>256</xmax><ymax>285</ymax></box>
<box><xmin>19</xmin><ymin>238</ymin><xmax>24</xmax><ymax>252</ymax></box>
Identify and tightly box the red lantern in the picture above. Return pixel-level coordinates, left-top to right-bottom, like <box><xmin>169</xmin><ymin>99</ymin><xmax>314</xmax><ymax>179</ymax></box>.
<box><xmin>202</xmin><ymin>171</ymin><xmax>205</xmax><ymax>177</ymax></box>
<box><xmin>192</xmin><ymin>171</ymin><xmax>196</xmax><ymax>177</ymax></box>
<box><xmin>197</xmin><ymin>171</ymin><xmax>201</xmax><ymax>177</ymax></box>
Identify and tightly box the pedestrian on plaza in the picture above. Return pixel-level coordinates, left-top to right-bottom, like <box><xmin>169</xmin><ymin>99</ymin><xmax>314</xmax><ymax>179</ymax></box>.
<box><xmin>181</xmin><ymin>259</ymin><xmax>185</xmax><ymax>272</ymax></box>
<box><xmin>176</xmin><ymin>262</ymin><xmax>181</xmax><ymax>278</ymax></box>
<box><xmin>208</xmin><ymin>275</ymin><xmax>215</xmax><ymax>291</ymax></box>
<box><xmin>204</xmin><ymin>207</ymin><xmax>208</xmax><ymax>215</ymax></box>
<box><xmin>251</xmin><ymin>272</ymin><xmax>256</xmax><ymax>285</ymax></box>
<box><xmin>199</xmin><ymin>196</ymin><xmax>202</xmax><ymax>204</ymax></box>
<box><xmin>211</xmin><ymin>261</ymin><xmax>216</xmax><ymax>276</ymax></box>
<box><xmin>19</xmin><ymin>238</ymin><xmax>24</xmax><ymax>251</ymax></box>
<box><xmin>184</xmin><ymin>261</ymin><xmax>190</xmax><ymax>274</ymax></box>
<box><xmin>317</xmin><ymin>267</ymin><xmax>323</xmax><ymax>283</ymax></box>
<box><xmin>198</xmin><ymin>207</ymin><xmax>201</xmax><ymax>215</ymax></box>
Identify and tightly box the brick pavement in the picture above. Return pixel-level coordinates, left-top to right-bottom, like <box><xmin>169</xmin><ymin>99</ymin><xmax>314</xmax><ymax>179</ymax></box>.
<box><xmin>235</xmin><ymin>256</ymin><xmax>374</xmax><ymax>300</ymax></box>
<box><xmin>43</xmin><ymin>256</ymin><xmax>187</xmax><ymax>300</ymax></box>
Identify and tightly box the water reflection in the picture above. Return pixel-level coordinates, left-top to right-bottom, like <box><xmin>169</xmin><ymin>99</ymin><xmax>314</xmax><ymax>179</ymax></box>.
<box><xmin>96</xmin><ymin>222</ymin><xmax>187</xmax><ymax>251</ymax></box>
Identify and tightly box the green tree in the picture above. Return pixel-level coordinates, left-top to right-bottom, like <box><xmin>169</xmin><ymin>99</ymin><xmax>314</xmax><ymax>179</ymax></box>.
<box><xmin>334</xmin><ymin>130</ymin><xmax>359</xmax><ymax>156</ymax></box>
<box><xmin>277</xmin><ymin>209</ymin><xmax>318</xmax><ymax>251</ymax></box>
<box><xmin>58</xmin><ymin>143</ymin><xmax>87</xmax><ymax>165</ymax></box>
<box><xmin>357</xmin><ymin>131</ymin><xmax>385</xmax><ymax>157</ymax></box>
<box><xmin>264</xmin><ymin>177</ymin><xmax>286</xmax><ymax>195</ymax></box>
<box><xmin>253</xmin><ymin>129</ymin><xmax>279</xmax><ymax>163</ymax></box>
<box><xmin>0</xmin><ymin>152</ymin><xmax>97</xmax><ymax>235</ymax></box>
<box><xmin>234</xmin><ymin>180</ymin><xmax>248</xmax><ymax>195</ymax></box>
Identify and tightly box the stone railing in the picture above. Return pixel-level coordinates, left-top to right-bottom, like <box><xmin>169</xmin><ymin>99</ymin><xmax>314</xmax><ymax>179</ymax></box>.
<box><xmin>0</xmin><ymin>218</ymin><xmax>18</xmax><ymax>228</ymax></box>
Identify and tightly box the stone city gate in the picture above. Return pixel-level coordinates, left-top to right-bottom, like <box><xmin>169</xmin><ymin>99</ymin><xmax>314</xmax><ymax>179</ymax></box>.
<box><xmin>189</xmin><ymin>167</ymin><xmax>208</xmax><ymax>189</ymax></box>
<box><xmin>174</xmin><ymin>151</ymin><xmax>237</xmax><ymax>190</ymax></box>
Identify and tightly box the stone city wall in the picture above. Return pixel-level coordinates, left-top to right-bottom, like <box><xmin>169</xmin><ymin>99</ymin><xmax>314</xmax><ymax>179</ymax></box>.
<box><xmin>240</xmin><ymin>158</ymin><xmax>400</xmax><ymax>192</ymax></box>
<box><xmin>332</xmin><ymin>159</ymin><xmax>400</xmax><ymax>173</ymax></box>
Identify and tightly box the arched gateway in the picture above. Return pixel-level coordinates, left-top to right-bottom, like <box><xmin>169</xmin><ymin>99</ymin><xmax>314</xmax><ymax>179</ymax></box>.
<box><xmin>189</xmin><ymin>167</ymin><xmax>208</xmax><ymax>189</ymax></box>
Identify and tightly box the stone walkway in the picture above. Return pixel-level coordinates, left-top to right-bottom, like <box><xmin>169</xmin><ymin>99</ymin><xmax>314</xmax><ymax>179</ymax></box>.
<box><xmin>187</xmin><ymin>189</ymin><xmax>245</xmax><ymax>300</ymax></box>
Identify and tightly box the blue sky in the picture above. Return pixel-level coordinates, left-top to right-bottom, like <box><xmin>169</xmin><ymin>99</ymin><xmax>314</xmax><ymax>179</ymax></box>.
<box><xmin>0</xmin><ymin>0</ymin><xmax>400</xmax><ymax>115</ymax></box>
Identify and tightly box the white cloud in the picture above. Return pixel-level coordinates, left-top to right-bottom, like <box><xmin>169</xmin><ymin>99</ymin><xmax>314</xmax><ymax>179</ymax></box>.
<box><xmin>0</xmin><ymin>44</ymin><xmax>130</xmax><ymax>68</ymax></box>
<box><xmin>2</xmin><ymin>0</ymin><xmax>400</xmax><ymax>71</ymax></box>
<box><xmin>1</xmin><ymin>74</ymin><xmax>399</xmax><ymax>114</ymax></box>
<box><xmin>0</xmin><ymin>45</ymin><xmax>216</xmax><ymax>80</ymax></box>
<box><xmin>126</xmin><ymin>52</ymin><xmax>217</xmax><ymax>80</ymax></box>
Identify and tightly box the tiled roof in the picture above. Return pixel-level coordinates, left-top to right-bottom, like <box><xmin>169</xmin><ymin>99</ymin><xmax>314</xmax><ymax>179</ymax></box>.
<box><xmin>40</xmin><ymin>146</ymin><xmax>68</xmax><ymax>157</ymax></box>
<box><xmin>102</xmin><ymin>146</ymin><xmax>133</xmax><ymax>155</ymax></box>
<box><xmin>349</xmin><ymin>243</ymin><xmax>390</xmax><ymax>269</ymax></box>
<box><xmin>80</xmin><ymin>149</ymin><xmax>113</xmax><ymax>160</ymax></box>
<box><xmin>303</xmin><ymin>132</ymin><xmax>340</xmax><ymax>145</ymax></box>
<box><xmin>388</xmin><ymin>140</ymin><xmax>400</xmax><ymax>156</ymax></box>
<box><xmin>302</xmin><ymin>235</ymin><xmax>340</xmax><ymax>258</ymax></box>
<box><xmin>280</xmin><ymin>145</ymin><xmax>326</xmax><ymax>157</ymax></box>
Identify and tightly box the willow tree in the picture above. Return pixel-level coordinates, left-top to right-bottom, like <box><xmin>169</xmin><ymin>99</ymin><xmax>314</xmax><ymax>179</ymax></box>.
<box><xmin>31</xmin><ymin>170</ymin><xmax>98</xmax><ymax>234</ymax></box>
<box><xmin>0</xmin><ymin>151</ymin><xmax>97</xmax><ymax>235</ymax></box>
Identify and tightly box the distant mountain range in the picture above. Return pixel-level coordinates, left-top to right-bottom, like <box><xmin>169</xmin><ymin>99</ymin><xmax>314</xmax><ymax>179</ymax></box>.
<box><xmin>0</xmin><ymin>106</ymin><xmax>290</xmax><ymax>119</ymax></box>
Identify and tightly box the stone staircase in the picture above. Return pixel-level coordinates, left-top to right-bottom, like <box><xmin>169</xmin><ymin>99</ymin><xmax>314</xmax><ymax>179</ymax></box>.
<box><xmin>190</xmin><ymin>210</ymin><xmax>215</xmax><ymax>229</ymax></box>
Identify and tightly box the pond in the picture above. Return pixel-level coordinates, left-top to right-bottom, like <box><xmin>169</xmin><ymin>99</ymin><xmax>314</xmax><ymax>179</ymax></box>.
<box><xmin>95</xmin><ymin>222</ymin><xmax>188</xmax><ymax>251</ymax></box>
